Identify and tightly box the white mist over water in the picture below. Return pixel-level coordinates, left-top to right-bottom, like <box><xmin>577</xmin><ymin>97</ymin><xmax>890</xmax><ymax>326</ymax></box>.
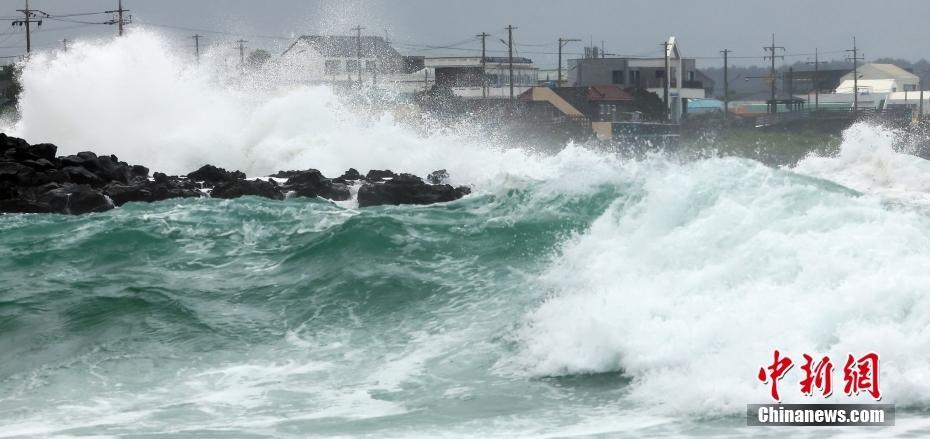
<box><xmin>6</xmin><ymin>30</ymin><xmax>567</xmax><ymax>185</ymax></box>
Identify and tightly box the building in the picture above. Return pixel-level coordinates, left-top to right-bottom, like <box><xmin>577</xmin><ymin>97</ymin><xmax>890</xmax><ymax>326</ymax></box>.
<box><xmin>835</xmin><ymin>63</ymin><xmax>919</xmax><ymax>94</ymax></box>
<box><xmin>567</xmin><ymin>37</ymin><xmax>714</xmax><ymax>122</ymax></box>
<box><xmin>279</xmin><ymin>35</ymin><xmax>411</xmax><ymax>84</ymax></box>
<box><xmin>781</xmin><ymin>68</ymin><xmax>848</xmax><ymax>95</ymax></box>
<box><xmin>519</xmin><ymin>85</ymin><xmax>642</xmax><ymax>140</ymax></box>
<box><xmin>809</xmin><ymin>63</ymin><xmax>921</xmax><ymax>111</ymax></box>
<box><xmin>424</xmin><ymin>56</ymin><xmax>539</xmax><ymax>99</ymax></box>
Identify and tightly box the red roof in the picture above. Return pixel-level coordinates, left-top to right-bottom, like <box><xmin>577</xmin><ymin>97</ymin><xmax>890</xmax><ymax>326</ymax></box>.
<box><xmin>586</xmin><ymin>85</ymin><xmax>633</xmax><ymax>101</ymax></box>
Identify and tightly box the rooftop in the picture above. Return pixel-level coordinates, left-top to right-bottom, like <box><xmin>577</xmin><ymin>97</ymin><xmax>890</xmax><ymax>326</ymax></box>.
<box><xmin>284</xmin><ymin>35</ymin><xmax>402</xmax><ymax>59</ymax></box>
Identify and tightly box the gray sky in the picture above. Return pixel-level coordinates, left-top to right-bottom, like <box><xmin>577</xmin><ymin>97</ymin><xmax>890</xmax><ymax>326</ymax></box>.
<box><xmin>3</xmin><ymin>0</ymin><xmax>928</xmax><ymax>68</ymax></box>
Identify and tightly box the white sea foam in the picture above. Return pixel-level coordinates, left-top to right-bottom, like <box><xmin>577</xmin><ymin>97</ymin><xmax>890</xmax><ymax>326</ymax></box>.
<box><xmin>514</xmin><ymin>153</ymin><xmax>930</xmax><ymax>415</ymax></box>
<box><xmin>795</xmin><ymin>122</ymin><xmax>930</xmax><ymax>204</ymax></box>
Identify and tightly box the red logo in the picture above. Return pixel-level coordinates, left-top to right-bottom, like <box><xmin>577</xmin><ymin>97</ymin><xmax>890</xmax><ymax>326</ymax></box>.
<box><xmin>758</xmin><ymin>350</ymin><xmax>881</xmax><ymax>402</ymax></box>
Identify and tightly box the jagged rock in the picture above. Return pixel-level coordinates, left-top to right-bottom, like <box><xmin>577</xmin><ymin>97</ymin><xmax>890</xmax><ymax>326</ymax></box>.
<box><xmin>0</xmin><ymin>162</ymin><xmax>33</xmax><ymax>182</ymax></box>
<box><xmin>339</xmin><ymin>168</ymin><xmax>361</xmax><ymax>181</ymax></box>
<box><xmin>22</xmin><ymin>158</ymin><xmax>56</xmax><ymax>171</ymax></box>
<box><xmin>357</xmin><ymin>173</ymin><xmax>470</xmax><ymax>207</ymax></box>
<box><xmin>427</xmin><ymin>169</ymin><xmax>449</xmax><ymax>185</ymax></box>
<box><xmin>30</xmin><ymin>144</ymin><xmax>57</xmax><ymax>161</ymax></box>
<box><xmin>39</xmin><ymin>183</ymin><xmax>113</xmax><ymax>214</ymax></box>
<box><xmin>131</xmin><ymin>165</ymin><xmax>149</xmax><ymax>179</ymax></box>
<box><xmin>269</xmin><ymin>170</ymin><xmax>306</xmax><ymax>179</ymax></box>
<box><xmin>211</xmin><ymin>179</ymin><xmax>284</xmax><ymax>200</ymax></box>
<box><xmin>0</xmin><ymin>133</ymin><xmax>475</xmax><ymax>215</ymax></box>
<box><xmin>60</xmin><ymin>155</ymin><xmax>86</xmax><ymax>169</ymax></box>
<box><xmin>366</xmin><ymin>169</ymin><xmax>396</xmax><ymax>181</ymax></box>
<box><xmin>187</xmin><ymin>165</ymin><xmax>246</xmax><ymax>184</ymax></box>
<box><xmin>61</xmin><ymin>166</ymin><xmax>102</xmax><ymax>185</ymax></box>
<box><xmin>283</xmin><ymin>169</ymin><xmax>350</xmax><ymax>201</ymax></box>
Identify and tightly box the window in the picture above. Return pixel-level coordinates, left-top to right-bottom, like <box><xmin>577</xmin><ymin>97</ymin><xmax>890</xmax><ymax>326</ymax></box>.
<box><xmin>366</xmin><ymin>60</ymin><xmax>377</xmax><ymax>72</ymax></box>
<box><xmin>346</xmin><ymin>60</ymin><xmax>359</xmax><ymax>73</ymax></box>
<box><xmin>629</xmin><ymin>70</ymin><xmax>640</xmax><ymax>85</ymax></box>
<box><xmin>612</xmin><ymin>70</ymin><xmax>625</xmax><ymax>85</ymax></box>
<box><xmin>689</xmin><ymin>71</ymin><xmax>695</xmax><ymax>81</ymax></box>
<box><xmin>324</xmin><ymin>60</ymin><xmax>341</xmax><ymax>75</ymax></box>
<box><xmin>656</xmin><ymin>70</ymin><xmax>666</xmax><ymax>78</ymax></box>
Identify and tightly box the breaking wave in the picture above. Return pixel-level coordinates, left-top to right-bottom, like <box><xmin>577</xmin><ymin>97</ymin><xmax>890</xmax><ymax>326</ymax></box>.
<box><xmin>2</xmin><ymin>29</ymin><xmax>930</xmax><ymax>437</ymax></box>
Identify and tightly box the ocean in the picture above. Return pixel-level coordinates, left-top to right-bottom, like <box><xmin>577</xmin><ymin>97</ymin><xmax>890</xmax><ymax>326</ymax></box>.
<box><xmin>2</xmin><ymin>31</ymin><xmax>930</xmax><ymax>438</ymax></box>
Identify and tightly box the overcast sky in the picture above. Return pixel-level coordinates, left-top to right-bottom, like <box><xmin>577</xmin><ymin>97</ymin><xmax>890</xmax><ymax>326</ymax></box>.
<box><xmin>2</xmin><ymin>0</ymin><xmax>928</xmax><ymax>69</ymax></box>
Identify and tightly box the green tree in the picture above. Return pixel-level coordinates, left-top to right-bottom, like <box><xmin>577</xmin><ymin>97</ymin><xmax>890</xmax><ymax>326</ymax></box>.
<box><xmin>625</xmin><ymin>87</ymin><xmax>668</xmax><ymax>121</ymax></box>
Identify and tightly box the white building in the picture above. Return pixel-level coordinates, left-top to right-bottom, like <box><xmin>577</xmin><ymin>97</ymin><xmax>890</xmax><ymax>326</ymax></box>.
<box><xmin>835</xmin><ymin>63</ymin><xmax>919</xmax><ymax>94</ymax></box>
<box><xmin>279</xmin><ymin>35</ymin><xmax>407</xmax><ymax>84</ymax></box>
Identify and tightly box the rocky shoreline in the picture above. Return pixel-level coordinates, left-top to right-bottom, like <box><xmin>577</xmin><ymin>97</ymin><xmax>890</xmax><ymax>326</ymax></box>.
<box><xmin>0</xmin><ymin>133</ymin><xmax>471</xmax><ymax>214</ymax></box>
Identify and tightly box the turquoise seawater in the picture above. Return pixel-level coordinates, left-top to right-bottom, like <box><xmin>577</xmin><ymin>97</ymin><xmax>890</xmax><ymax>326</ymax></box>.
<box><xmin>3</xmin><ymin>155</ymin><xmax>930</xmax><ymax>438</ymax></box>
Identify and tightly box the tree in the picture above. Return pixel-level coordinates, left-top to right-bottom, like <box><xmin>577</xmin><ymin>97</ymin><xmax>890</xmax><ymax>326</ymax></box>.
<box><xmin>625</xmin><ymin>87</ymin><xmax>668</xmax><ymax>121</ymax></box>
<box><xmin>246</xmin><ymin>49</ymin><xmax>271</xmax><ymax>68</ymax></box>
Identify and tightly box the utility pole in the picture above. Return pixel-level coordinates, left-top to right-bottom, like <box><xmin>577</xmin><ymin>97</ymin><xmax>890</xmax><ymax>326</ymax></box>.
<box><xmin>62</xmin><ymin>38</ymin><xmax>70</xmax><ymax>52</ymax></box>
<box><xmin>192</xmin><ymin>34</ymin><xmax>202</xmax><ymax>63</ymax></box>
<box><xmin>806</xmin><ymin>48</ymin><xmax>826</xmax><ymax>111</ymax></box>
<box><xmin>846</xmin><ymin>37</ymin><xmax>865</xmax><ymax>118</ymax></box>
<box><xmin>106</xmin><ymin>0</ymin><xmax>131</xmax><ymax>36</ymax></box>
<box><xmin>477</xmin><ymin>32</ymin><xmax>489</xmax><ymax>98</ymax></box>
<box><xmin>917</xmin><ymin>83</ymin><xmax>924</xmax><ymax>122</ymax></box>
<box><xmin>236</xmin><ymin>39</ymin><xmax>248</xmax><ymax>66</ymax></box>
<box><xmin>352</xmin><ymin>25</ymin><xmax>365</xmax><ymax>88</ymax></box>
<box><xmin>506</xmin><ymin>25</ymin><xmax>516</xmax><ymax>103</ymax></box>
<box><xmin>917</xmin><ymin>72</ymin><xmax>924</xmax><ymax>123</ymax></box>
<box><xmin>558</xmin><ymin>37</ymin><xmax>581</xmax><ymax>88</ymax></box>
<box><xmin>721</xmin><ymin>49</ymin><xmax>731</xmax><ymax>125</ymax></box>
<box><xmin>14</xmin><ymin>0</ymin><xmax>45</xmax><ymax>55</ymax></box>
<box><xmin>662</xmin><ymin>40</ymin><xmax>670</xmax><ymax>120</ymax></box>
<box><xmin>763</xmin><ymin>34</ymin><xmax>785</xmax><ymax>114</ymax></box>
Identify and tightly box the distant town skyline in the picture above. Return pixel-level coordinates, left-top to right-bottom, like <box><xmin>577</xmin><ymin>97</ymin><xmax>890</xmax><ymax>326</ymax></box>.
<box><xmin>2</xmin><ymin>0</ymin><xmax>929</xmax><ymax>69</ymax></box>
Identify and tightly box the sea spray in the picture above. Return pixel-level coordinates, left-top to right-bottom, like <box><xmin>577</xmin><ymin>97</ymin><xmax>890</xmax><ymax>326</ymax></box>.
<box><xmin>512</xmin><ymin>132</ymin><xmax>930</xmax><ymax>417</ymax></box>
<box><xmin>7</xmin><ymin>30</ymin><xmax>545</xmax><ymax>183</ymax></box>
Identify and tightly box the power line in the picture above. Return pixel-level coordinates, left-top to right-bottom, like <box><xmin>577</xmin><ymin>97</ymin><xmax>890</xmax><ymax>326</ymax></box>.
<box><xmin>846</xmin><ymin>36</ymin><xmax>865</xmax><ymax>116</ymax></box>
<box><xmin>236</xmin><ymin>38</ymin><xmax>247</xmax><ymax>66</ymax></box>
<box><xmin>763</xmin><ymin>33</ymin><xmax>785</xmax><ymax>114</ymax></box>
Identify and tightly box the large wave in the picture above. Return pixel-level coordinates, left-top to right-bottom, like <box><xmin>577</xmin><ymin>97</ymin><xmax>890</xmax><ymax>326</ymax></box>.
<box><xmin>4</xmin><ymin>26</ymin><xmax>930</xmax><ymax>436</ymax></box>
<box><xmin>512</xmin><ymin>128</ymin><xmax>930</xmax><ymax>416</ymax></box>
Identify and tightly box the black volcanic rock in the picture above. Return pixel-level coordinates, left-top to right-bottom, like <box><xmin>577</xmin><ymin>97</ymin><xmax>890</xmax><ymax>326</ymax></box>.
<box><xmin>427</xmin><ymin>169</ymin><xmax>449</xmax><ymax>185</ymax></box>
<box><xmin>28</xmin><ymin>143</ymin><xmax>57</xmax><ymax>161</ymax></box>
<box><xmin>187</xmin><ymin>165</ymin><xmax>246</xmax><ymax>184</ymax></box>
<box><xmin>211</xmin><ymin>179</ymin><xmax>284</xmax><ymax>200</ymax></box>
<box><xmin>131</xmin><ymin>165</ymin><xmax>149</xmax><ymax>179</ymax></box>
<box><xmin>339</xmin><ymin>168</ymin><xmax>361</xmax><ymax>181</ymax></box>
<box><xmin>62</xmin><ymin>166</ymin><xmax>102</xmax><ymax>185</ymax></box>
<box><xmin>357</xmin><ymin>173</ymin><xmax>470</xmax><ymax>207</ymax></box>
<box><xmin>269</xmin><ymin>170</ymin><xmax>306</xmax><ymax>179</ymax></box>
<box><xmin>104</xmin><ymin>177</ymin><xmax>201</xmax><ymax>206</ymax></box>
<box><xmin>0</xmin><ymin>133</ymin><xmax>475</xmax><ymax>214</ymax></box>
<box><xmin>282</xmin><ymin>169</ymin><xmax>351</xmax><ymax>201</ymax></box>
<box><xmin>366</xmin><ymin>169</ymin><xmax>396</xmax><ymax>181</ymax></box>
<box><xmin>40</xmin><ymin>183</ymin><xmax>113</xmax><ymax>214</ymax></box>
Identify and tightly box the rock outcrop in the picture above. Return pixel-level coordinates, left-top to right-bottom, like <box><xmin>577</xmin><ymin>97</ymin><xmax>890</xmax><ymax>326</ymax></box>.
<box><xmin>0</xmin><ymin>133</ymin><xmax>471</xmax><ymax>215</ymax></box>
<box><xmin>357</xmin><ymin>173</ymin><xmax>471</xmax><ymax>207</ymax></box>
